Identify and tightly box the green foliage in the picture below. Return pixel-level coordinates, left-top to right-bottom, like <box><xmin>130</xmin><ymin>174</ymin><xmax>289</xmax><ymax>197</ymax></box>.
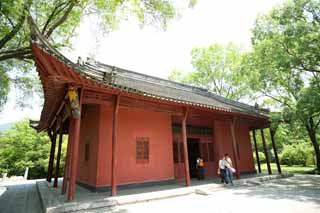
<box><xmin>169</xmin><ymin>43</ymin><xmax>251</xmax><ymax>101</ymax></box>
<box><xmin>244</xmin><ymin>0</ymin><xmax>320</xmax><ymax>106</ymax></box>
<box><xmin>253</xmin><ymin>151</ymin><xmax>266</xmax><ymax>164</ymax></box>
<box><xmin>0</xmin><ymin>120</ymin><xmax>66</xmax><ymax>179</ymax></box>
<box><xmin>280</xmin><ymin>144</ymin><xmax>315</xmax><ymax>166</ymax></box>
<box><xmin>273</xmin><ymin>122</ymin><xmax>309</xmax><ymax>148</ymax></box>
<box><xmin>260</xmin><ymin>163</ymin><xmax>316</xmax><ymax>174</ymax></box>
<box><xmin>296</xmin><ymin>83</ymin><xmax>320</xmax><ymax>123</ymax></box>
<box><xmin>246</xmin><ymin>0</ymin><xmax>320</xmax><ymax>170</ymax></box>
<box><xmin>0</xmin><ymin>65</ymin><xmax>10</xmax><ymax>111</ymax></box>
<box><xmin>0</xmin><ymin>0</ymin><xmax>192</xmax><ymax>110</ymax></box>
<box><xmin>252</xmin><ymin>0</ymin><xmax>320</xmax><ymax>75</ymax></box>
<box><xmin>306</xmin><ymin>148</ymin><xmax>316</xmax><ymax>166</ymax></box>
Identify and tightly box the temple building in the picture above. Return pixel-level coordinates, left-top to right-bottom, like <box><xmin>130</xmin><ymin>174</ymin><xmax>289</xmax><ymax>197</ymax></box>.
<box><xmin>29</xmin><ymin>18</ymin><xmax>281</xmax><ymax>201</ymax></box>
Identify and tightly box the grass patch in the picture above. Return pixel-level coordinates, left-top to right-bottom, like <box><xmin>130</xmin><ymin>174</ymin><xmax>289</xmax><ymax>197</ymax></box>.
<box><xmin>258</xmin><ymin>163</ymin><xmax>316</xmax><ymax>174</ymax></box>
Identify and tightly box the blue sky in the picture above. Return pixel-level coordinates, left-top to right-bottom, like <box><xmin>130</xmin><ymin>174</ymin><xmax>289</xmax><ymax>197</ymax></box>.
<box><xmin>0</xmin><ymin>0</ymin><xmax>285</xmax><ymax>124</ymax></box>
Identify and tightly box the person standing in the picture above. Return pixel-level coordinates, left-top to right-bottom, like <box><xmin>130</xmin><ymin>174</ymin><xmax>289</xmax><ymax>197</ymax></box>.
<box><xmin>197</xmin><ymin>157</ymin><xmax>205</xmax><ymax>180</ymax></box>
<box><xmin>224</xmin><ymin>154</ymin><xmax>234</xmax><ymax>186</ymax></box>
<box><xmin>218</xmin><ymin>155</ymin><xmax>227</xmax><ymax>184</ymax></box>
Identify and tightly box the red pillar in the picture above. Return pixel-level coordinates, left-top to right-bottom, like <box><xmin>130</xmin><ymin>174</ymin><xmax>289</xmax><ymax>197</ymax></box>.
<box><xmin>47</xmin><ymin>131</ymin><xmax>57</xmax><ymax>182</ymax></box>
<box><xmin>260</xmin><ymin>128</ymin><xmax>272</xmax><ymax>175</ymax></box>
<box><xmin>111</xmin><ymin>95</ymin><xmax>120</xmax><ymax>196</ymax></box>
<box><xmin>62</xmin><ymin>120</ymin><xmax>74</xmax><ymax>194</ymax></box>
<box><xmin>252</xmin><ymin>130</ymin><xmax>261</xmax><ymax>173</ymax></box>
<box><xmin>54</xmin><ymin>124</ymin><xmax>63</xmax><ymax>188</ymax></box>
<box><xmin>269</xmin><ymin>128</ymin><xmax>281</xmax><ymax>174</ymax></box>
<box><xmin>67</xmin><ymin>87</ymin><xmax>83</xmax><ymax>201</ymax></box>
<box><xmin>67</xmin><ymin>121</ymin><xmax>74</xmax><ymax>183</ymax></box>
<box><xmin>230</xmin><ymin>118</ymin><xmax>240</xmax><ymax>179</ymax></box>
<box><xmin>67</xmin><ymin>116</ymin><xmax>81</xmax><ymax>201</ymax></box>
<box><xmin>182</xmin><ymin>108</ymin><xmax>190</xmax><ymax>186</ymax></box>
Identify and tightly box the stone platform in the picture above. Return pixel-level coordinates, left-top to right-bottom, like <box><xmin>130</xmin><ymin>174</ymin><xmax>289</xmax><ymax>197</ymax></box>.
<box><xmin>36</xmin><ymin>173</ymin><xmax>293</xmax><ymax>213</ymax></box>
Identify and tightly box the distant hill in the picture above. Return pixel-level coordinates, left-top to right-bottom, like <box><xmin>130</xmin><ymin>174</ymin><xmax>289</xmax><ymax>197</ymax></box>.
<box><xmin>0</xmin><ymin>123</ymin><xmax>14</xmax><ymax>133</ymax></box>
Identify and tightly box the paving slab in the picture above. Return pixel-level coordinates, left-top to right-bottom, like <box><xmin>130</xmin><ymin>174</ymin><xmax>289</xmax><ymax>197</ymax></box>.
<box><xmin>0</xmin><ymin>181</ymin><xmax>42</xmax><ymax>213</ymax></box>
<box><xmin>118</xmin><ymin>174</ymin><xmax>320</xmax><ymax>213</ymax></box>
<box><xmin>36</xmin><ymin>181</ymin><xmax>117</xmax><ymax>213</ymax></box>
<box><xmin>36</xmin><ymin>173</ymin><xmax>292</xmax><ymax>212</ymax></box>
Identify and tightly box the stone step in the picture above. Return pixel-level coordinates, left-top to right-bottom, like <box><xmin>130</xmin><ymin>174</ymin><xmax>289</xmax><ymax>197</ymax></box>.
<box><xmin>36</xmin><ymin>181</ymin><xmax>117</xmax><ymax>213</ymax></box>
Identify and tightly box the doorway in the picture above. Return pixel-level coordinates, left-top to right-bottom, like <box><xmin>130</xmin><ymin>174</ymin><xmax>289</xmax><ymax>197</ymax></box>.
<box><xmin>187</xmin><ymin>138</ymin><xmax>200</xmax><ymax>178</ymax></box>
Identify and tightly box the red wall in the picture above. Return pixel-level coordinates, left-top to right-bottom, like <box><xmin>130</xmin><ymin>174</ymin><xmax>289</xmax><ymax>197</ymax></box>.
<box><xmin>214</xmin><ymin>120</ymin><xmax>255</xmax><ymax>173</ymax></box>
<box><xmin>77</xmin><ymin>104</ymin><xmax>100</xmax><ymax>186</ymax></box>
<box><xmin>95</xmin><ymin>105</ymin><xmax>112</xmax><ymax>186</ymax></box>
<box><xmin>214</xmin><ymin>120</ymin><xmax>234</xmax><ymax>162</ymax></box>
<box><xmin>95</xmin><ymin>105</ymin><xmax>174</xmax><ymax>187</ymax></box>
<box><xmin>236</xmin><ymin>124</ymin><xmax>255</xmax><ymax>172</ymax></box>
<box><xmin>76</xmin><ymin>104</ymin><xmax>255</xmax><ymax>187</ymax></box>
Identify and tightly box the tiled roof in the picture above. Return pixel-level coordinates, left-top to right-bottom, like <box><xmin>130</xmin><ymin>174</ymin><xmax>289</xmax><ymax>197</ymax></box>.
<box><xmin>29</xmin><ymin>15</ymin><xmax>268</xmax><ymax>119</ymax></box>
<box><xmin>80</xmin><ymin>61</ymin><xmax>268</xmax><ymax>117</ymax></box>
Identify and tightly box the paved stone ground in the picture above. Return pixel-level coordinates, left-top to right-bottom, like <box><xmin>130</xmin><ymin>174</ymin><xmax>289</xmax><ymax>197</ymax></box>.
<box><xmin>90</xmin><ymin>175</ymin><xmax>320</xmax><ymax>213</ymax></box>
<box><xmin>39</xmin><ymin>173</ymin><xmax>269</xmax><ymax>205</ymax></box>
<box><xmin>1</xmin><ymin>175</ymin><xmax>319</xmax><ymax>213</ymax></box>
<box><xmin>37</xmin><ymin>173</ymin><xmax>274</xmax><ymax>212</ymax></box>
<box><xmin>0</xmin><ymin>181</ymin><xmax>42</xmax><ymax>213</ymax></box>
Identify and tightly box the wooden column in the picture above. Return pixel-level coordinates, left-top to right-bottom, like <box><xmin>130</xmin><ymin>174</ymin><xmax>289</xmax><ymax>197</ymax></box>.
<box><xmin>111</xmin><ymin>95</ymin><xmax>120</xmax><ymax>196</ymax></box>
<box><xmin>230</xmin><ymin>118</ymin><xmax>240</xmax><ymax>179</ymax></box>
<box><xmin>260</xmin><ymin>128</ymin><xmax>272</xmax><ymax>174</ymax></box>
<box><xmin>182</xmin><ymin>108</ymin><xmax>190</xmax><ymax>186</ymax></box>
<box><xmin>252</xmin><ymin>130</ymin><xmax>261</xmax><ymax>173</ymax></box>
<box><xmin>67</xmin><ymin>121</ymin><xmax>75</xmax><ymax>184</ymax></box>
<box><xmin>269</xmin><ymin>128</ymin><xmax>282</xmax><ymax>174</ymax></box>
<box><xmin>67</xmin><ymin>88</ymin><xmax>83</xmax><ymax>201</ymax></box>
<box><xmin>62</xmin><ymin>119</ymin><xmax>74</xmax><ymax>194</ymax></box>
<box><xmin>47</xmin><ymin>131</ymin><xmax>57</xmax><ymax>182</ymax></box>
<box><xmin>54</xmin><ymin>121</ymin><xmax>63</xmax><ymax>188</ymax></box>
<box><xmin>67</xmin><ymin>116</ymin><xmax>81</xmax><ymax>201</ymax></box>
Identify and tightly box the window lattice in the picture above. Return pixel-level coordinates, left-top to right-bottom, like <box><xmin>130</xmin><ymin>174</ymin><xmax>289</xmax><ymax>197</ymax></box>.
<box><xmin>136</xmin><ymin>137</ymin><xmax>149</xmax><ymax>163</ymax></box>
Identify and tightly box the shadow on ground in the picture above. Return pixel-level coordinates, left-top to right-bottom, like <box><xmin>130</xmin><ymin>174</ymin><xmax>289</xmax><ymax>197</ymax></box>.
<box><xmin>233</xmin><ymin>175</ymin><xmax>320</xmax><ymax>204</ymax></box>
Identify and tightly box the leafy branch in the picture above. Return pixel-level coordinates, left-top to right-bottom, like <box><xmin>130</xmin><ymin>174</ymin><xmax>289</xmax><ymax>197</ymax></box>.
<box><xmin>0</xmin><ymin>0</ymin><xmax>31</xmax><ymax>49</ymax></box>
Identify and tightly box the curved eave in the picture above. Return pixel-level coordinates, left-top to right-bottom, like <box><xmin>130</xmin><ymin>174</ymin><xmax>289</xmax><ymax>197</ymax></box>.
<box><xmin>31</xmin><ymin>43</ymin><xmax>269</xmax><ymax>132</ymax></box>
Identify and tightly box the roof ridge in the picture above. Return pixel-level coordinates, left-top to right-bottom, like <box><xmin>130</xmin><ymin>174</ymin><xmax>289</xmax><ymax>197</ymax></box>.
<box><xmin>93</xmin><ymin>61</ymin><xmax>209</xmax><ymax>93</ymax></box>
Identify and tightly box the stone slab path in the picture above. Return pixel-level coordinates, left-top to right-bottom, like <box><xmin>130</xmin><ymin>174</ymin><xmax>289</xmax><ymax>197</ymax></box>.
<box><xmin>0</xmin><ymin>174</ymin><xmax>319</xmax><ymax>213</ymax></box>
<box><xmin>0</xmin><ymin>181</ymin><xmax>42</xmax><ymax>213</ymax></box>
<box><xmin>37</xmin><ymin>174</ymin><xmax>290</xmax><ymax>212</ymax></box>
<box><xmin>114</xmin><ymin>174</ymin><xmax>320</xmax><ymax>213</ymax></box>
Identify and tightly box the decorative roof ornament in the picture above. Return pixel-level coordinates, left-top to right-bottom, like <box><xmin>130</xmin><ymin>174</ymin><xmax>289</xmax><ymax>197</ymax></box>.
<box><xmin>86</xmin><ymin>57</ymin><xmax>96</xmax><ymax>65</ymax></box>
<box><xmin>77</xmin><ymin>57</ymin><xmax>84</xmax><ymax>66</ymax></box>
<box><xmin>111</xmin><ymin>66</ymin><xmax>117</xmax><ymax>84</ymax></box>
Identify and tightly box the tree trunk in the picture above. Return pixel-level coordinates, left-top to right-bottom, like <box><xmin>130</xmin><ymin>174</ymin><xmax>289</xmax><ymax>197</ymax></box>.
<box><xmin>306</xmin><ymin>118</ymin><xmax>320</xmax><ymax>171</ymax></box>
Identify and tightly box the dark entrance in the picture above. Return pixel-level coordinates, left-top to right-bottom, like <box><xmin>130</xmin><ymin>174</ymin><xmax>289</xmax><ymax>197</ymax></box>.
<box><xmin>187</xmin><ymin>138</ymin><xmax>200</xmax><ymax>178</ymax></box>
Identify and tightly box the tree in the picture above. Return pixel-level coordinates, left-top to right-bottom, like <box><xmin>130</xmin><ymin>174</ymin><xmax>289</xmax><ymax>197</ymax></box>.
<box><xmin>0</xmin><ymin>120</ymin><xmax>67</xmax><ymax>179</ymax></box>
<box><xmin>251</xmin><ymin>0</ymin><xmax>320</xmax><ymax>75</ymax></box>
<box><xmin>169</xmin><ymin>43</ymin><xmax>251</xmax><ymax>101</ymax></box>
<box><xmin>246</xmin><ymin>0</ymin><xmax>320</xmax><ymax>170</ymax></box>
<box><xmin>296</xmin><ymin>83</ymin><xmax>320</xmax><ymax>169</ymax></box>
<box><xmin>0</xmin><ymin>0</ymin><xmax>195</xmax><ymax>110</ymax></box>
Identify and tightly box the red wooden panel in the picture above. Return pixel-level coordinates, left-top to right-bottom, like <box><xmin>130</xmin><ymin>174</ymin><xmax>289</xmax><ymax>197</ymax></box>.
<box><xmin>202</xmin><ymin>143</ymin><xmax>209</xmax><ymax>162</ymax></box>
